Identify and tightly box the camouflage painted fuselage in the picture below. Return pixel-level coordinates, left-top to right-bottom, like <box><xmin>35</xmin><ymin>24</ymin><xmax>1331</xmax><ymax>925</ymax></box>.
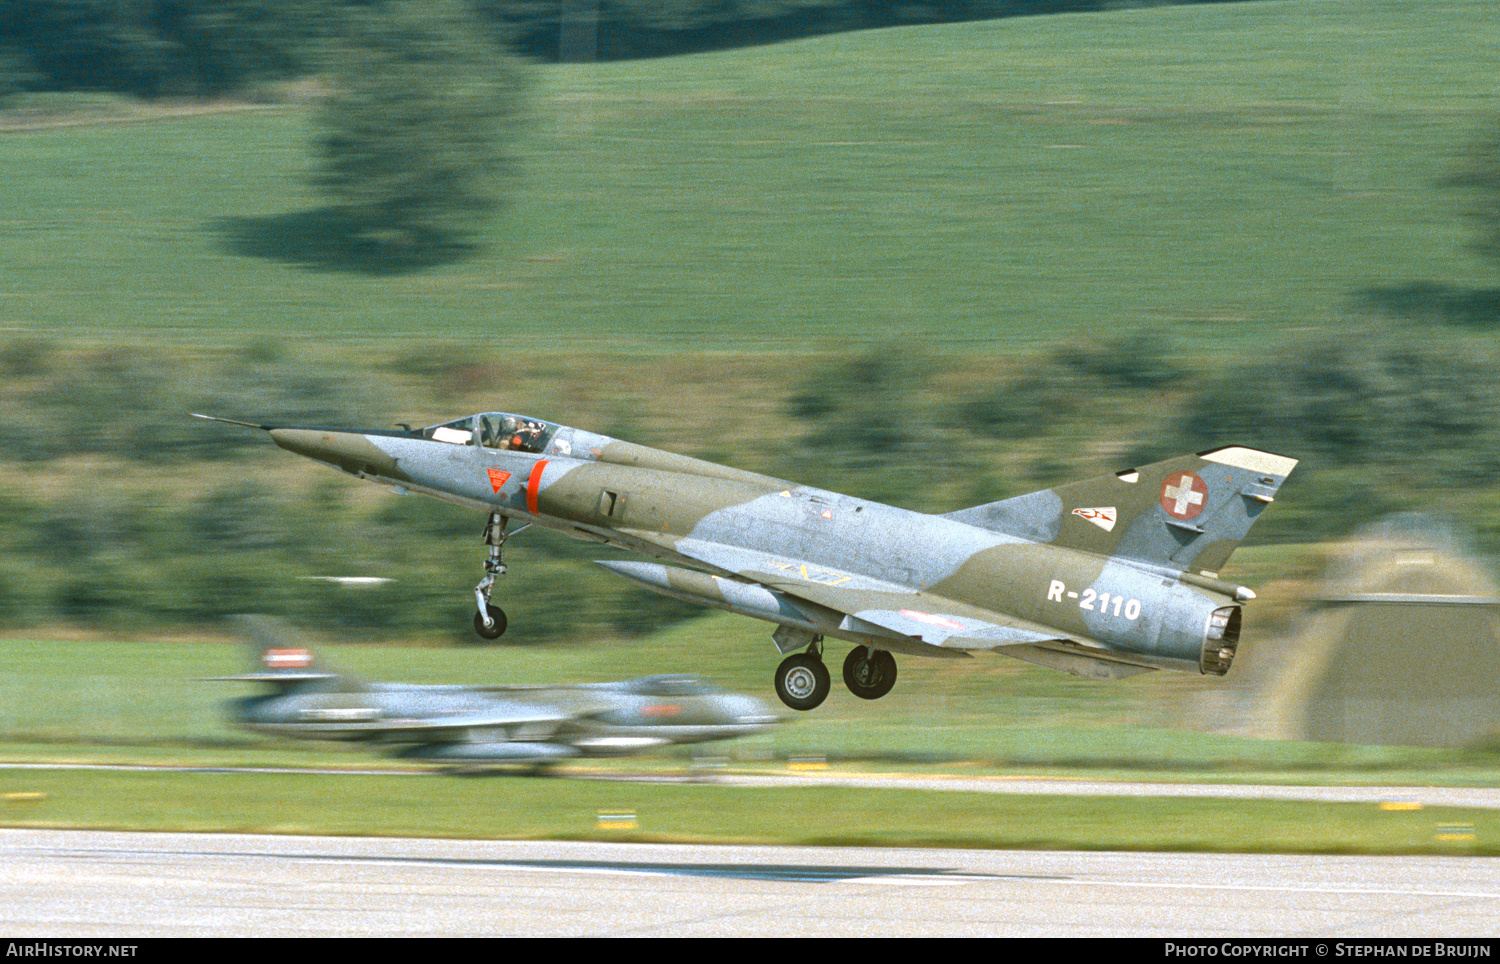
<box><xmin>264</xmin><ymin>416</ymin><xmax>1296</xmax><ymax>681</ymax></box>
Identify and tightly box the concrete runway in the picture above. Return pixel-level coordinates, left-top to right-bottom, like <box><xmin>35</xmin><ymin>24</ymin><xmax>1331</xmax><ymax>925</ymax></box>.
<box><xmin>3</xmin><ymin>828</ymin><xmax>1499</xmax><ymax>937</ymax></box>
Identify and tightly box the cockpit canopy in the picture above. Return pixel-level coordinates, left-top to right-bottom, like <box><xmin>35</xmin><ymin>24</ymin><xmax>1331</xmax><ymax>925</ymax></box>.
<box><xmin>423</xmin><ymin>412</ymin><xmax>558</xmax><ymax>454</ymax></box>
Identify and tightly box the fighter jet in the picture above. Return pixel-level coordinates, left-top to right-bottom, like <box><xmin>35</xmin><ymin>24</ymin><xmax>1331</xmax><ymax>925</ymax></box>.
<box><xmin>195</xmin><ymin>411</ymin><xmax>1296</xmax><ymax>711</ymax></box>
<box><xmin>212</xmin><ymin>617</ymin><xmax>778</xmax><ymax>764</ymax></box>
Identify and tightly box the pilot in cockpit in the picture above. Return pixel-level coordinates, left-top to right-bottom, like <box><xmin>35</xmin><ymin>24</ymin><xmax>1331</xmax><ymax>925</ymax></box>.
<box><xmin>485</xmin><ymin>415</ymin><xmax>547</xmax><ymax>452</ymax></box>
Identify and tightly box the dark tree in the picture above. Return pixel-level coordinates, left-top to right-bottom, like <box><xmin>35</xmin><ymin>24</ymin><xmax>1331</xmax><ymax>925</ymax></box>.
<box><xmin>0</xmin><ymin>0</ymin><xmax>337</xmax><ymax>97</ymax></box>
<box><xmin>314</xmin><ymin>0</ymin><xmax>527</xmax><ymax>250</ymax></box>
<box><xmin>1450</xmin><ymin>125</ymin><xmax>1500</xmax><ymax>267</ymax></box>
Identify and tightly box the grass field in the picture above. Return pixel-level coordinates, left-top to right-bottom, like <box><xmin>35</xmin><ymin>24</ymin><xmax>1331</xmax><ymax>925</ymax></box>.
<box><xmin>3</xmin><ymin>0</ymin><xmax>1497</xmax><ymax>350</ymax></box>
<box><xmin>3</xmin><ymin>766</ymin><xmax>1496</xmax><ymax>855</ymax></box>
<box><xmin>2</xmin><ymin>618</ymin><xmax>1495</xmax><ymax>780</ymax></box>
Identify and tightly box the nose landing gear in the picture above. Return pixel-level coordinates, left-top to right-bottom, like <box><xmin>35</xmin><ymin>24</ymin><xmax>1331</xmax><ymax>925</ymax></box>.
<box><xmin>473</xmin><ymin>512</ymin><xmax>511</xmax><ymax>640</ymax></box>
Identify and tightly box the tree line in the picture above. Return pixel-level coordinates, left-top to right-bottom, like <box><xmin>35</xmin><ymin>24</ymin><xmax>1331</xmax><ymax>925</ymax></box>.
<box><xmin>0</xmin><ymin>0</ymin><xmax>1273</xmax><ymax>98</ymax></box>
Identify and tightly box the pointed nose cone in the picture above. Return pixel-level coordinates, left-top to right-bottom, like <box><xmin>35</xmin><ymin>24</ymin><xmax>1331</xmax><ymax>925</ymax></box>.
<box><xmin>269</xmin><ymin>428</ymin><xmax>400</xmax><ymax>478</ymax></box>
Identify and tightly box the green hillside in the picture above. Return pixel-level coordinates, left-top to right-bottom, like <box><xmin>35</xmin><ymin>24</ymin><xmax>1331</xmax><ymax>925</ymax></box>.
<box><xmin>4</xmin><ymin>0</ymin><xmax>1496</xmax><ymax>350</ymax></box>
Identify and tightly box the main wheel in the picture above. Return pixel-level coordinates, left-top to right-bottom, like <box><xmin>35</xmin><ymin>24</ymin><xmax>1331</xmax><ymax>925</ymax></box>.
<box><xmin>473</xmin><ymin>604</ymin><xmax>508</xmax><ymax>640</ymax></box>
<box><xmin>842</xmin><ymin>647</ymin><xmax>897</xmax><ymax>700</ymax></box>
<box><xmin>774</xmin><ymin>653</ymin><xmax>830</xmax><ymax>711</ymax></box>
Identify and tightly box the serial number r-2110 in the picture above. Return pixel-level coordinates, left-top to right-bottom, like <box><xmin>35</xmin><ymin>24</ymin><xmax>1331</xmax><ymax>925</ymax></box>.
<box><xmin>1046</xmin><ymin>580</ymin><xmax>1142</xmax><ymax>620</ymax></box>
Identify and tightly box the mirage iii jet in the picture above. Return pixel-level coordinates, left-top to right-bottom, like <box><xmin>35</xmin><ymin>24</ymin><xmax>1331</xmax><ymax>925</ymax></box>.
<box><xmin>195</xmin><ymin>411</ymin><xmax>1296</xmax><ymax>712</ymax></box>
<box><xmin>212</xmin><ymin>617</ymin><xmax>777</xmax><ymax>765</ymax></box>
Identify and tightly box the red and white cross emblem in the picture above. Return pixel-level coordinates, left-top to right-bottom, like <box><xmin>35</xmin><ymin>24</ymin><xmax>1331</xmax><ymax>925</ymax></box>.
<box><xmin>1160</xmin><ymin>471</ymin><xmax>1208</xmax><ymax>520</ymax></box>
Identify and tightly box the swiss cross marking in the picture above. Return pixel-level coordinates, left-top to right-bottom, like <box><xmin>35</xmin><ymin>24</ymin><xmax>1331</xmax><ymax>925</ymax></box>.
<box><xmin>1160</xmin><ymin>472</ymin><xmax>1207</xmax><ymax>520</ymax></box>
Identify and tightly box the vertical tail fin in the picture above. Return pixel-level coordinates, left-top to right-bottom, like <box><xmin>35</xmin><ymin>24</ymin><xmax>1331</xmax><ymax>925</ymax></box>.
<box><xmin>206</xmin><ymin>615</ymin><xmax>344</xmax><ymax>691</ymax></box>
<box><xmin>945</xmin><ymin>446</ymin><xmax>1297</xmax><ymax>574</ymax></box>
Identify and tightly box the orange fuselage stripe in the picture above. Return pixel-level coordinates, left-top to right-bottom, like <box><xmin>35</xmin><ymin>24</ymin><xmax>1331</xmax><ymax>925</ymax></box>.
<box><xmin>526</xmin><ymin>459</ymin><xmax>550</xmax><ymax>515</ymax></box>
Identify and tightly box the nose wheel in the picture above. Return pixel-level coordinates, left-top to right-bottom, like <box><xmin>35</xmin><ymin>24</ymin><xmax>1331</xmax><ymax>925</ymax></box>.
<box><xmin>774</xmin><ymin>652</ymin><xmax>830</xmax><ymax>711</ymax></box>
<box><xmin>473</xmin><ymin>604</ymin><xmax>508</xmax><ymax>639</ymax></box>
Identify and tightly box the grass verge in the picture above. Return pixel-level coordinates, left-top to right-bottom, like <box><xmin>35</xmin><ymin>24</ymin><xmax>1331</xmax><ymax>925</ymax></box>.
<box><xmin>1</xmin><ymin>766</ymin><xmax>1494</xmax><ymax>855</ymax></box>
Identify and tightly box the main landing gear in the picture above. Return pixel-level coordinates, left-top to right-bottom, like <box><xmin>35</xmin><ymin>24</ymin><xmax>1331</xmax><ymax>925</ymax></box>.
<box><xmin>842</xmin><ymin>646</ymin><xmax>897</xmax><ymax>701</ymax></box>
<box><xmin>473</xmin><ymin>512</ymin><xmax>511</xmax><ymax>640</ymax></box>
<box><xmin>772</xmin><ymin>633</ymin><xmax>899</xmax><ymax>711</ymax></box>
<box><xmin>774</xmin><ymin>651</ymin><xmax>830</xmax><ymax>712</ymax></box>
